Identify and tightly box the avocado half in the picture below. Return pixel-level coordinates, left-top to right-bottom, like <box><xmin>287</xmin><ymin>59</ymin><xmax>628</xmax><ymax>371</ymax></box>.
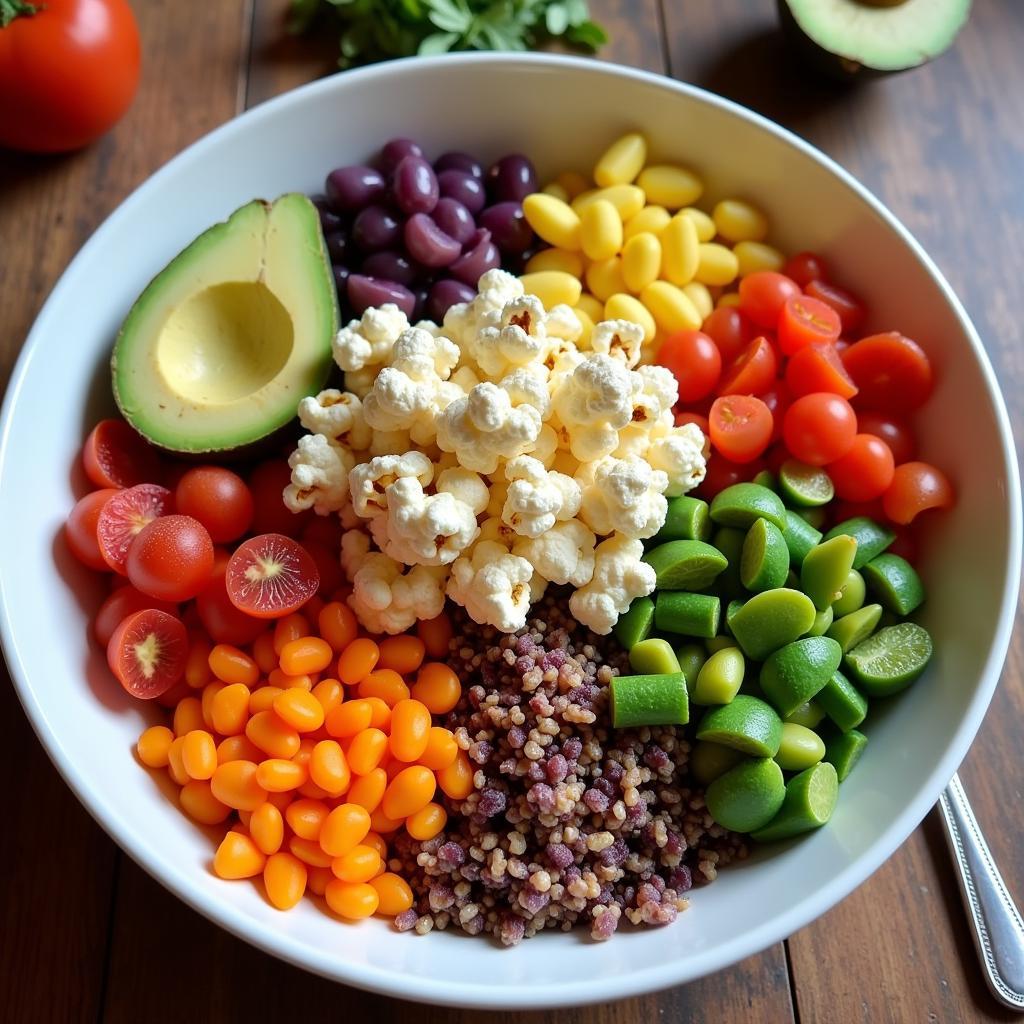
<box><xmin>779</xmin><ymin>0</ymin><xmax>971</xmax><ymax>79</ymax></box>
<box><xmin>112</xmin><ymin>193</ymin><xmax>339</xmax><ymax>454</ymax></box>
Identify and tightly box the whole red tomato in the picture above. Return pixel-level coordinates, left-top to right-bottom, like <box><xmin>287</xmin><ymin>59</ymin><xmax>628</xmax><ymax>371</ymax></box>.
<box><xmin>0</xmin><ymin>0</ymin><xmax>140</xmax><ymax>153</ymax></box>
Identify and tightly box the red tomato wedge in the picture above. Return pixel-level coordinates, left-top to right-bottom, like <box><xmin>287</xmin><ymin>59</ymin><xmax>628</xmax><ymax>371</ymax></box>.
<box><xmin>701</xmin><ymin>306</ymin><xmax>754</xmax><ymax>365</ymax></box>
<box><xmin>782</xmin><ymin>251</ymin><xmax>827</xmax><ymax>288</ymax></box>
<box><xmin>717</xmin><ymin>336</ymin><xmax>779</xmax><ymax>396</ymax></box>
<box><xmin>827</xmin><ymin>434</ymin><xmax>896</xmax><ymax>503</ymax></box>
<box><xmin>107</xmin><ymin>608</ymin><xmax>187</xmax><ymax>699</ymax></box>
<box><xmin>785</xmin><ymin>343</ymin><xmax>858</xmax><ymax>400</ymax></box>
<box><xmin>226</xmin><ymin>534</ymin><xmax>320</xmax><ymax>619</ymax></box>
<box><xmin>82</xmin><ymin>419</ymin><xmax>161</xmax><ymax>489</ymax></box>
<box><xmin>805</xmin><ymin>279</ymin><xmax>866</xmax><ymax>335</ymax></box>
<box><xmin>777</xmin><ymin>294</ymin><xmax>841</xmax><ymax>355</ymax></box>
<box><xmin>65</xmin><ymin>488</ymin><xmax>118</xmax><ymax>570</ymax></box>
<box><xmin>882</xmin><ymin>461</ymin><xmax>955</xmax><ymax>524</ymax></box>
<box><xmin>842</xmin><ymin>332</ymin><xmax>934</xmax><ymax>412</ymax></box>
<box><xmin>93</xmin><ymin>585</ymin><xmax>177</xmax><ymax>647</ymax></box>
<box><xmin>126</xmin><ymin>515</ymin><xmax>215</xmax><ymax>602</ymax></box>
<box><xmin>709</xmin><ymin>395</ymin><xmax>773</xmax><ymax>464</ymax></box>
<box><xmin>737</xmin><ymin>271</ymin><xmax>800</xmax><ymax>329</ymax></box>
<box><xmin>96</xmin><ymin>483</ymin><xmax>173</xmax><ymax>573</ymax></box>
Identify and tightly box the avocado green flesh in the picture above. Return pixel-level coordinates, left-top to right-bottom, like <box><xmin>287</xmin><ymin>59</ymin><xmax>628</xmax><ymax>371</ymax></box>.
<box><xmin>783</xmin><ymin>0</ymin><xmax>971</xmax><ymax>72</ymax></box>
<box><xmin>113</xmin><ymin>193</ymin><xmax>339</xmax><ymax>453</ymax></box>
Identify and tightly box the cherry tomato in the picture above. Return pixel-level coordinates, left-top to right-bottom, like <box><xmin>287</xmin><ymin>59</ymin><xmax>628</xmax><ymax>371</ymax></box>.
<box><xmin>303</xmin><ymin>515</ymin><xmax>343</xmax><ymax>550</ymax></box>
<box><xmin>93</xmin><ymin>585</ymin><xmax>177</xmax><ymax>647</ymax></box>
<box><xmin>805</xmin><ymin>279</ymin><xmax>866</xmax><ymax>335</ymax></box>
<box><xmin>82</xmin><ymin>419</ymin><xmax>161</xmax><ymax>490</ymax></box>
<box><xmin>96</xmin><ymin>483</ymin><xmax>173</xmax><ymax>574</ymax></box>
<box><xmin>828</xmin><ymin>498</ymin><xmax>886</xmax><ymax>528</ymax></box>
<box><xmin>777</xmin><ymin>294</ymin><xmax>841</xmax><ymax>355</ymax></box>
<box><xmin>709</xmin><ymin>396</ymin><xmax>773</xmax><ymax>464</ymax></box>
<box><xmin>0</xmin><ymin>0</ymin><xmax>141</xmax><ymax>153</ymax></box>
<box><xmin>701</xmin><ymin>306</ymin><xmax>754</xmax><ymax>365</ymax></box>
<box><xmin>696</xmin><ymin>455</ymin><xmax>765</xmax><ymax>499</ymax></box>
<box><xmin>249</xmin><ymin>460</ymin><xmax>312</xmax><ymax>537</ymax></box>
<box><xmin>782</xmin><ymin>251</ymin><xmax>827</xmax><ymax>288</ymax></box>
<box><xmin>738</xmin><ymin>271</ymin><xmax>801</xmax><ymax>329</ymax></box>
<box><xmin>842</xmin><ymin>332</ymin><xmax>934</xmax><ymax>412</ymax></box>
<box><xmin>882</xmin><ymin>461</ymin><xmax>954</xmax><ymax>524</ymax></box>
<box><xmin>195</xmin><ymin>564</ymin><xmax>265</xmax><ymax>646</ymax></box>
<box><xmin>856</xmin><ymin>410</ymin><xmax>917</xmax><ymax>465</ymax></box>
<box><xmin>65</xmin><ymin>488</ymin><xmax>117</xmax><ymax>570</ymax></box>
<box><xmin>174</xmin><ymin>466</ymin><xmax>254</xmax><ymax>544</ymax></box>
<box><xmin>126</xmin><ymin>515</ymin><xmax>215</xmax><ymax>602</ymax></box>
<box><xmin>827</xmin><ymin>434</ymin><xmax>896</xmax><ymax>502</ymax></box>
<box><xmin>759</xmin><ymin>385</ymin><xmax>790</xmax><ymax>444</ymax></box>
<box><xmin>107</xmin><ymin>608</ymin><xmax>186</xmax><ymax>700</ymax></box>
<box><xmin>675</xmin><ymin>411</ymin><xmax>710</xmax><ymax>435</ymax></box>
<box><xmin>783</xmin><ymin>393</ymin><xmax>858</xmax><ymax>466</ymax></box>
<box><xmin>656</xmin><ymin>329</ymin><xmax>722</xmax><ymax>402</ymax></box>
<box><xmin>785</xmin><ymin>343</ymin><xmax>858</xmax><ymax>400</ymax></box>
<box><xmin>226</xmin><ymin>534</ymin><xmax>320</xmax><ymax>619</ymax></box>
<box><xmin>717</xmin><ymin>336</ymin><xmax>779</xmax><ymax>396</ymax></box>
<box><xmin>303</xmin><ymin>539</ymin><xmax>345</xmax><ymax>596</ymax></box>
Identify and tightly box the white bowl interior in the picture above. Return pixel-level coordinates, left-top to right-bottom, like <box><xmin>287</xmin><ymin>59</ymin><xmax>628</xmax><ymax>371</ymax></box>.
<box><xmin>0</xmin><ymin>55</ymin><xmax>1019</xmax><ymax>1008</ymax></box>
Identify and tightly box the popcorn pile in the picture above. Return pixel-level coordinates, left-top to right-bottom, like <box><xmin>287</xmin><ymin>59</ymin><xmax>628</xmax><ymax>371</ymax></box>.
<box><xmin>284</xmin><ymin>270</ymin><xmax>707</xmax><ymax>636</ymax></box>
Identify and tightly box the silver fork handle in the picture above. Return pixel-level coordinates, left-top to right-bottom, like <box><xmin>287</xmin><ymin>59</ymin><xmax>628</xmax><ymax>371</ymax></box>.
<box><xmin>938</xmin><ymin>772</ymin><xmax>1024</xmax><ymax>1010</ymax></box>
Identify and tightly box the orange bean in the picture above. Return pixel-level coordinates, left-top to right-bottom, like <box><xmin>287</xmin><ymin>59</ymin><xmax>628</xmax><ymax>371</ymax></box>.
<box><xmin>214</xmin><ymin>831</ymin><xmax>266</xmax><ymax>879</ymax></box>
<box><xmin>416</xmin><ymin>614</ymin><xmax>453</xmax><ymax>659</ymax></box>
<box><xmin>179</xmin><ymin>780</ymin><xmax>231</xmax><ymax>824</ymax></box>
<box><xmin>216</xmin><ymin>734</ymin><xmax>263</xmax><ymax>765</ymax></box>
<box><xmin>310</xmin><ymin>740</ymin><xmax>351</xmax><ymax>796</ymax></box>
<box><xmin>268</xmin><ymin>668</ymin><xmax>314</xmax><ymax>691</ymax></box>
<box><xmin>362</xmin><ymin>831</ymin><xmax>388</xmax><ymax>861</ymax></box>
<box><xmin>209</xmin><ymin>644</ymin><xmax>259</xmax><ymax>686</ymax></box>
<box><xmin>325</xmin><ymin>880</ymin><xmax>378</xmax><ymax>920</ymax></box>
<box><xmin>249</xmin><ymin>801</ymin><xmax>285</xmax><ymax>855</ymax></box>
<box><xmin>318</xmin><ymin>602</ymin><xmax>358</xmax><ymax>652</ymax></box>
<box><xmin>405</xmin><ymin>802</ymin><xmax>447</xmax><ymax>841</ymax></box>
<box><xmin>297</xmin><ymin>779</ymin><xmax>332</xmax><ymax>801</ymax></box>
<box><xmin>273</xmin><ymin>689</ymin><xmax>326</xmax><ymax>732</ymax></box>
<box><xmin>411</xmin><ymin>662</ymin><xmax>461</xmax><ymax>715</ymax></box>
<box><xmin>306</xmin><ymin>865</ymin><xmax>333</xmax><ymax>896</ymax></box>
<box><xmin>345</xmin><ymin>728</ymin><xmax>388</xmax><ymax>776</ymax></box>
<box><xmin>167</xmin><ymin>737</ymin><xmax>189</xmax><ymax>786</ymax></box>
<box><xmin>288</xmin><ymin>835</ymin><xmax>334</xmax><ymax>869</ymax></box>
<box><xmin>182</xmin><ymin>730</ymin><xmax>217</xmax><ymax>780</ymax></box>
<box><xmin>331</xmin><ymin>844</ymin><xmax>381</xmax><ymax>884</ymax></box>
<box><xmin>210</xmin><ymin>683</ymin><xmax>251</xmax><ymax>736</ymax></box>
<box><xmin>285</xmin><ymin>798</ymin><xmax>330</xmax><ymax>841</ymax></box>
<box><xmin>384</xmin><ymin>756</ymin><xmax>406</xmax><ymax>782</ymax></box>
<box><xmin>418</xmin><ymin>727</ymin><xmax>459</xmax><ymax>771</ymax></box>
<box><xmin>280</xmin><ymin>636</ymin><xmax>333</xmax><ymax>676</ymax></box>
<box><xmin>357</xmin><ymin>669</ymin><xmax>409</xmax><ymax>707</ymax></box>
<box><xmin>256</xmin><ymin>758</ymin><xmax>307</xmax><ymax>792</ymax></box>
<box><xmin>266</xmin><ymin>789</ymin><xmax>293</xmax><ymax>811</ymax></box>
<box><xmin>312</xmin><ymin>679</ymin><xmax>344</xmax><ymax>716</ymax></box>
<box><xmin>347</xmin><ymin>767</ymin><xmax>387</xmax><ymax>813</ymax></box>
<box><xmin>324</xmin><ymin>698</ymin><xmax>372</xmax><ymax>738</ymax></box>
<box><xmin>173</xmin><ymin>696</ymin><xmax>204</xmax><ymax>737</ymax></box>
<box><xmin>292</xmin><ymin>736</ymin><xmax>316</xmax><ymax>767</ymax></box>
<box><xmin>273</xmin><ymin>613</ymin><xmax>309</xmax><ymax>655</ymax></box>
<box><xmin>263</xmin><ymin>851</ymin><xmax>307</xmax><ymax>910</ymax></box>
<box><xmin>370</xmin><ymin>873</ymin><xmax>413</xmax><ymax>916</ymax></box>
<box><xmin>319</xmin><ymin>803</ymin><xmax>371</xmax><ymax>858</ymax></box>
<box><xmin>382</xmin><ymin>765</ymin><xmax>436</xmax><ymax>820</ymax></box>
<box><xmin>364</xmin><ymin>697</ymin><xmax>392</xmax><ymax>731</ymax></box>
<box><xmin>252</xmin><ymin>632</ymin><xmax>278</xmax><ymax>675</ymax></box>
<box><xmin>437</xmin><ymin>749</ymin><xmax>475</xmax><ymax>800</ymax></box>
<box><xmin>246</xmin><ymin>710</ymin><xmax>301</xmax><ymax>759</ymax></box>
<box><xmin>378</xmin><ymin>635</ymin><xmax>425</xmax><ymax>675</ymax></box>
<box><xmin>388</xmin><ymin>699</ymin><xmax>431</xmax><ymax>762</ymax></box>
<box><xmin>211</xmin><ymin>760</ymin><xmax>267</xmax><ymax>811</ymax></box>
<box><xmin>201</xmin><ymin>681</ymin><xmax>226</xmax><ymax>731</ymax></box>
<box><xmin>336</xmin><ymin>637</ymin><xmax>380</xmax><ymax>685</ymax></box>
<box><xmin>368</xmin><ymin>806</ymin><xmax>403</xmax><ymax>834</ymax></box>
<box><xmin>137</xmin><ymin>725</ymin><xmax>174</xmax><ymax>768</ymax></box>
<box><xmin>249</xmin><ymin>686</ymin><xmax>284</xmax><ymax>715</ymax></box>
<box><xmin>185</xmin><ymin>634</ymin><xmax>213</xmax><ymax>689</ymax></box>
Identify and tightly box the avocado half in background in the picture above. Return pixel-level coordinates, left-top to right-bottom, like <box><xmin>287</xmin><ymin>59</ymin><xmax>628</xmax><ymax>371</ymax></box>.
<box><xmin>112</xmin><ymin>193</ymin><xmax>339</xmax><ymax>454</ymax></box>
<box><xmin>778</xmin><ymin>0</ymin><xmax>972</xmax><ymax>80</ymax></box>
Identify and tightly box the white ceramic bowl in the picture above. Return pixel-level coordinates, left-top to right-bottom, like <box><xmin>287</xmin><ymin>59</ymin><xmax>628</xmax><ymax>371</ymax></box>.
<box><xmin>1</xmin><ymin>54</ymin><xmax>1019</xmax><ymax>1008</ymax></box>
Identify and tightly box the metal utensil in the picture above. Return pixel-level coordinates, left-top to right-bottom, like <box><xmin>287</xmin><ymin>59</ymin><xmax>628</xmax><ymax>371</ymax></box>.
<box><xmin>938</xmin><ymin>772</ymin><xmax>1024</xmax><ymax>1009</ymax></box>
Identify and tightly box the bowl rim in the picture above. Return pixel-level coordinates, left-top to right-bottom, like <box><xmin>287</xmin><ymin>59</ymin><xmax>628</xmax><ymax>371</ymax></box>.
<box><xmin>1</xmin><ymin>51</ymin><xmax>1020</xmax><ymax>1009</ymax></box>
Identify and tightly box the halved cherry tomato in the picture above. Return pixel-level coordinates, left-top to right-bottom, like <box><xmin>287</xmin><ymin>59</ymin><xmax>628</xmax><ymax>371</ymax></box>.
<box><xmin>827</xmin><ymin>434</ymin><xmax>895</xmax><ymax>502</ymax></box>
<box><xmin>738</xmin><ymin>271</ymin><xmax>801</xmax><ymax>329</ymax></box>
<box><xmin>174</xmin><ymin>467</ymin><xmax>253</xmax><ymax>544</ymax></box>
<box><xmin>82</xmin><ymin>419</ymin><xmax>161</xmax><ymax>490</ymax></box>
<box><xmin>96</xmin><ymin>483</ymin><xmax>173</xmax><ymax>573</ymax></box>
<box><xmin>709</xmin><ymin>396</ymin><xmax>773</xmax><ymax>464</ymax></box>
<box><xmin>842</xmin><ymin>332</ymin><xmax>933</xmax><ymax>412</ymax></box>
<box><xmin>701</xmin><ymin>306</ymin><xmax>754</xmax><ymax>365</ymax></box>
<box><xmin>65</xmin><ymin>488</ymin><xmax>117</xmax><ymax>570</ymax></box>
<box><xmin>126</xmin><ymin>515</ymin><xmax>215</xmax><ymax>602</ymax></box>
<box><xmin>695</xmin><ymin>455</ymin><xmax>765</xmax><ymax>500</ymax></box>
<box><xmin>656</xmin><ymin>329</ymin><xmax>722</xmax><ymax>402</ymax></box>
<box><xmin>107</xmin><ymin>608</ymin><xmax>187</xmax><ymax>699</ymax></box>
<box><xmin>195</xmin><ymin>564</ymin><xmax>265</xmax><ymax>646</ymax></box>
<box><xmin>882</xmin><ymin>462</ymin><xmax>954</xmax><ymax>524</ymax></box>
<box><xmin>717</xmin><ymin>336</ymin><xmax>779</xmax><ymax>396</ymax></box>
<box><xmin>777</xmin><ymin>294</ymin><xmax>841</xmax><ymax>355</ymax></box>
<box><xmin>248</xmin><ymin>460</ymin><xmax>312</xmax><ymax>537</ymax></box>
<box><xmin>226</xmin><ymin>534</ymin><xmax>320</xmax><ymax>619</ymax></box>
<box><xmin>675</xmin><ymin>411</ymin><xmax>710</xmax><ymax>435</ymax></box>
<box><xmin>93</xmin><ymin>585</ymin><xmax>177</xmax><ymax>647</ymax></box>
<box><xmin>805</xmin><ymin>279</ymin><xmax>866</xmax><ymax>335</ymax></box>
<box><xmin>782</xmin><ymin>251</ymin><xmax>827</xmax><ymax>288</ymax></box>
<box><xmin>856</xmin><ymin>410</ymin><xmax>917</xmax><ymax>465</ymax></box>
<box><xmin>785</xmin><ymin>343</ymin><xmax>858</xmax><ymax>400</ymax></box>
<box><xmin>783</xmin><ymin>393</ymin><xmax>858</xmax><ymax>466</ymax></box>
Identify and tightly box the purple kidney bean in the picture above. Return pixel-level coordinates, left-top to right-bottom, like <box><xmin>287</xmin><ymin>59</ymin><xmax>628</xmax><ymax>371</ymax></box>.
<box><xmin>426</xmin><ymin>278</ymin><xmax>477</xmax><ymax>322</ymax></box>
<box><xmin>404</xmin><ymin>213</ymin><xmax>462</xmax><ymax>268</ymax></box>
<box><xmin>359</xmin><ymin>250</ymin><xmax>418</xmax><ymax>287</ymax></box>
<box><xmin>485</xmin><ymin>154</ymin><xmax>538</xmax><ymax>203</ymax></box>
<box><xmin>325</xmin><ymin>230</ymin><xmax>349</xmax><ymax>264</ymax></box>
<box><xmin>332</xmin><ymin>264</ymin><xmax>350</xmax><ymax>294</ymax></box>
<box><xmin>393</xmin><ymin>156</ymin><xmax>439</xmax><ymax>215</ymax></box>
<box><xmin>449</xmin><ymin>228</ymin><xmax>501</xmax><ymax>286</ymax></box>
<box><xmin>434</xmin><ymin>151</ymin><xmax>484</xmax><ymax>179</ymax></box>
<box><xmin>479</xmin><ymin>201</ymin><xmax>533</xmax><ymax>254</ymax></box>
<box><xmin>380</xmin><ymin>138</ymin><xmax>424</xmax><ymax>174</ymax></box>
<box><xmin>348</xmin><ymin>274</ymin><xmax>415</xmax><ymax>318</ymax></box>
<box><xmin>351</xmin><ymin>205</ymin><xmax>402</xmax><ymax>252</ymax></box>
<box><xmin>431</xmin><ymin>197</ymin><xmax>476</xmax><ymax>245</ymax></box>
<box><xmin>325</xmin><ymin>165</ymin><xmax>386</xmax><ymax>212</ymax></box>
<box><xmin>437</xmin><ymin>169</ymin><xmax>485</xmax><ymax>214</ymax></box>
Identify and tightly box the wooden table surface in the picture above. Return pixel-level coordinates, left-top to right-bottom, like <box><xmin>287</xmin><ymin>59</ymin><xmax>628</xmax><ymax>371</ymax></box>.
<box><xmin>2</xmin><ymin>1</ymin><xmax>1022</xmax><ymax>1020</ymax></box>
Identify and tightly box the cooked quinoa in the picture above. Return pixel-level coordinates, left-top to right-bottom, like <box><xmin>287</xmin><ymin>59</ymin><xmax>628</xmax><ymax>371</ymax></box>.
<box><xmin>391</xmin><ymin>592</ymin><xmax>747</xmax><ymax>945</ymax></box>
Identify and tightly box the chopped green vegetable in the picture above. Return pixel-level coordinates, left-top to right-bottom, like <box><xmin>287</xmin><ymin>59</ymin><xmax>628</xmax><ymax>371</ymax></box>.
<box><xmin>610</xmin><ymin>672</ymin><xmax>688</xmax><ymax>728</ymax></box>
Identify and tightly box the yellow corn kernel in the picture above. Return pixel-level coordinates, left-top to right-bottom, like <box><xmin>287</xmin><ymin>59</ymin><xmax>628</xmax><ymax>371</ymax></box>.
<box><xmin>525</xmin><ymin>248</ymin><xmax>584</xmax><ymax>278</ymax></box>
<box><xmin>518</xmin><ymin>271</ymin><xmax>582</xmax><ymax>309</ymax></box>
<box><xmin>575</xmin><ymin>292</ymin><xmax>605</xmax><ymax>324</ymax></box>
<box><xmin>522</xmin><ymin>194</ymin><xmax>582</xmax><ymax>251</ymax></box>
<box><xmin>713</xmin><ymin>199</ymin><xmax>769</xmax><ymax>243</ymax></box>
<box><xmin>640</xmin><ymin>281</ymin><xmax>703</xmax><ymax>334</ymax></box>
<box><xmin>682</xmin><ymin>281</ymin><xmax>713</xmax><ymax>321</ymax></box>
<box><xmin>636</xmin><ymin>165</ymin><xmax>703</xmax><ymax>209</ymax></box>
<box><xmin>604</xmin><ymin>293</ymin><xmax>656</xmax><ymax>343</ymax></box>
<box><xmin>556</xmin><ymin>170</ymin><xmax>590</xmax><ymax>199</ymax></box>
<box><xmin>541</xmin><ymin>182</ymin><xmax>570</xmax><ymax>202</ymax></box>
<box><xmin>624</xmin><ymin>204</ymin><xmax>671</xmax><ymax>241</ymax></box>
<box><xmin>733</xmin><ymin>240</ymin><xmax>785</xmax><ymax>277</ymax></box>
<box><xmin>580</xmin><ymin>200</ymin><xmax>623</xmax><ymax>262</ymax></box>
<box><xmin>695</xmin><ymin>243</ymin><xmax>740</xmax><ymax>286</ymax></box>
<box><xmin>573</xmin><ymin>308</ymin><xmax>595</xmax><ymax>346</ymax></box>
<box><xmin>680</xmin><ymin>207</ymin><xmax>716</xmax><ymax>242</ymax></box>
<box><xmin>717</xmin><ymin>291</ymin><xmax>742</xmax><ymax>309</ymax></box>
<box><xmin>594</xmin><ymin>132</ymin><xmax>647</xmax><ymax>187</ymax></box>
<box><xmin>660</xmin><ymin>213</ymin><xmax>699</xmax><ymax>286</ymax></box>
<box><xmin>585</xmin><ymin>257</ymin><xmax>628</xmax><ymax>303</ymax></box>
<box><xmin>621</xmin><ymin>232</ymin><xmax>662</xmax><ymax>293</ymax></box>
<box><xmin>572</xmin><ymin>185</ymin><xmax>646</xmax><ymax>222</ymax></box>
